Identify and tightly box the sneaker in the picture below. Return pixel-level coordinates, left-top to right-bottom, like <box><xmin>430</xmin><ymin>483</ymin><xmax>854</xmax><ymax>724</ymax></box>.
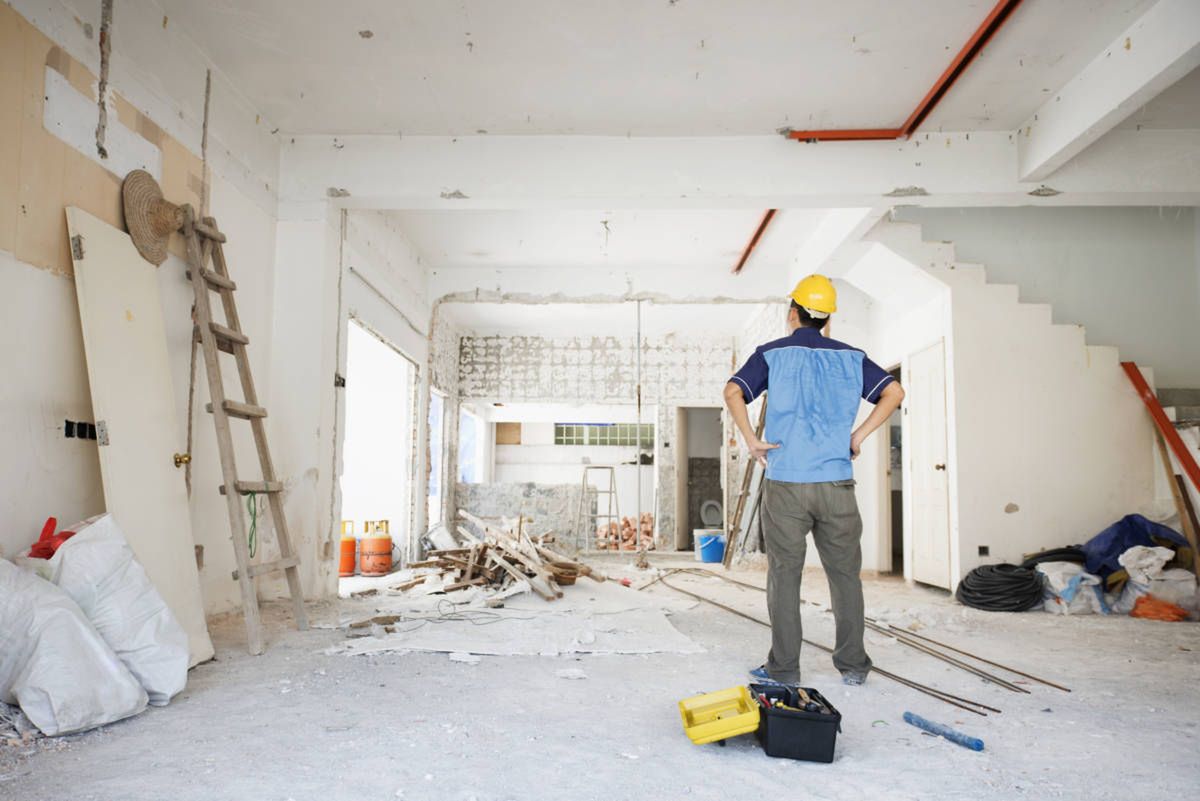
<box><xmin>749</xmin><ymin>665</ymin><xmax>797</xmax><ymax>686</ymax></box>
<box><xmin>841</xmin><ymin>670</ymin><xmax>868</xmax><ymax>686</ymax></box>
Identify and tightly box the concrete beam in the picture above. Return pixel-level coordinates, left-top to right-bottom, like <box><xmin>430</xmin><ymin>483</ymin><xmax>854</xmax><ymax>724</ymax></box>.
<box><xmin>281</xmin><ymin>130</ymin><xmax>1200</xmax><ymax>210</ymax></box>
<box><xmin>1018</xmin><ymin>0</ymin><xmax>1200</xmax><ymax>182</ymax></box>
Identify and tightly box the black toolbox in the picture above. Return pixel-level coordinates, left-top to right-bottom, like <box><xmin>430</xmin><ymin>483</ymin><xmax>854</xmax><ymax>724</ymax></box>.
<box><xmin>749</xmin><ymin>683</ymin><xmax>842</xmax><ymax>763</ymax></box>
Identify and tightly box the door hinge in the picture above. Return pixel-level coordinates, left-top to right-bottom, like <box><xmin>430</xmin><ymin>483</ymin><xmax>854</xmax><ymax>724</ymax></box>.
<box><xmin>96</xmin><ymin>420</ymin><xmax>109</xmax><ymax>446</ymax></box>
<box><xmin>70</xmin><ymin>235</ymin><xmax>84</xmax><ymax>260</ymax></box>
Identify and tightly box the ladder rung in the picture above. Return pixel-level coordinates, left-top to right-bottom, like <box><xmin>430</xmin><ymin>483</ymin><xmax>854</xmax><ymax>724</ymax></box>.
<box><xmin>185</xmin><ymin>269</ymin><xmax>237</xmax><ymax>291</ymax></box>
<box><xmin>210</xmin><ymin>322</ymin><xmax>249</xmax><ymax>346</ymax></box>
<box><xmin>220</xmin><ymin>481</ymin><xmax>283</xmax><ymax>496</ymax></box>
<box><xmin>245</xmin><ymin>555</ymin><xmax>300</xmax><ymax>579</ymax></box>
<box><xmin>194</xmin><ymin>325</ymin><xmax>234</xmax><ymax>354</ymax></box>
<box><xmin>192</xmin><ymin>219</ymin><xmax>227</xmax><ymax>242</ymax></box>
<box><xmin>206</xmin><ymin>400</ymin><xmax>268</xmax><ymax>419</ymax></box>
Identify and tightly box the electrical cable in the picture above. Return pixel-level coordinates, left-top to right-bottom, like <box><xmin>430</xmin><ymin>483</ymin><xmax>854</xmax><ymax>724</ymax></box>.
<box><xmin>246</xmin><ymin>492</ymin><xmax>258</xmax><ymax>558</ymax></box>
<box><xmin>1019</xmin><ymin>546</ymin><xmax>1085</xmax><ymax>570</ymax></box>
<box><xmin>954</xmin><ymin>564</ymin><xmax>1044</xmax><ymax>612</ymax></box>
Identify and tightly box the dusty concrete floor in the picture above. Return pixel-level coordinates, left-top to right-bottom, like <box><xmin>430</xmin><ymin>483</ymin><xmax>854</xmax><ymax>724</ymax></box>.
<box><xmin>3</xmin><ymin>554</ymin><xmax>1199</xmax><ymax>801</ymax></box>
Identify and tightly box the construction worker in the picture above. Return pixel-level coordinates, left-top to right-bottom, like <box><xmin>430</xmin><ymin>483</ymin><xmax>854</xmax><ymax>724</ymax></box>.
<box><xmin>724</xmin><ymin>274</ymin><xmax>904</xmax><ymax>686</ymax></box>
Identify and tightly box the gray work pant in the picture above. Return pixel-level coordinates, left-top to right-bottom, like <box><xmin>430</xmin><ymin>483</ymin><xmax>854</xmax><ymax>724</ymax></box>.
<box><xmin>761</xmin><ymin>478</ymin><xmax>872</xmax><ymax>683</ymax></box>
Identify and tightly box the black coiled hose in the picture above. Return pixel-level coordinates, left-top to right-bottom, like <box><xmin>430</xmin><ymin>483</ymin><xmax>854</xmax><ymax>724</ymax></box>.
<box><xmin>955</xmin><ymin>564</ymin><xmax>1045</xmax><ymax>612</ymax></box>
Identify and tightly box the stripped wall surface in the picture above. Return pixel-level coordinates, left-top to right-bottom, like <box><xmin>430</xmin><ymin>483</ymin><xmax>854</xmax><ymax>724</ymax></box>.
<box><xmin>456</xmin><ymin>332</ymin><xmax>736</xmax><ymax>546</ymax></box>
<box><xmin>458</xmin><ymin>334</ymin><xmax>732</xmax><ymax>404</ymax></box>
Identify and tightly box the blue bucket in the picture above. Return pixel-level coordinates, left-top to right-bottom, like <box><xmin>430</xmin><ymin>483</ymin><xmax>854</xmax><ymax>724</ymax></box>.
<box><xmin>698</xmin><ymin>534</ymin><xmax>726</xmax><ymax>563</ymax></box>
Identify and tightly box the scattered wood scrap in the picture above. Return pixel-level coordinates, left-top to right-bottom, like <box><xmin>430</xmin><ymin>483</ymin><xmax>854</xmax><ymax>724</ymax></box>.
<box><xmin>386</xmin><ymin>511</ymin><xmax>607</xmax><ymax>602</ymax></box>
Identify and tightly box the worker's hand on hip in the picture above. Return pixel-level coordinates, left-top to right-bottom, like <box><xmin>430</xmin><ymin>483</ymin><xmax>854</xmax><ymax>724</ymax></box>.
<box><xmin>748</xmin><ymin>438</ymin><xmax>780</xmax><ymax>467</ymax></box>
<box><xmin>849</xmin><ymin>431</ymin><xmax>865</xmax><ymax>460</ymax></box>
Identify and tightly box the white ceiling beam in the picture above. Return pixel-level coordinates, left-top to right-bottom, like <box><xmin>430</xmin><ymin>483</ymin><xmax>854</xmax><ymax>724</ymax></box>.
<box><xmin>282</xmin><ymin>130</ymin><xmax>1200</xmax><ymax>210</ymax></box>
<box><xmin>1018</xmin><ymin>0</ymin><xmax>1200</xmax><ymax>182</ymax></box>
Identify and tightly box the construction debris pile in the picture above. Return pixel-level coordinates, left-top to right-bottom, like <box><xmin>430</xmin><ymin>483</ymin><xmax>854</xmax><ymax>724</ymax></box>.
<box><xmin>595</xmin><ymin>513</ymin><xmax>655</xmax><ymax>551</ymax></box>
<box><xmin>386</xmin><ymin>511</ymin><xmax>606</xmax><ymax>602</ymax></box>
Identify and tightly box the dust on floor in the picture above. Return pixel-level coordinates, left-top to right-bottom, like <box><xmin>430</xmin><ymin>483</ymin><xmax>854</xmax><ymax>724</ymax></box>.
<box><xmin>3</xmin><ymin>555</ymin><xmax>1198</xmax><ymax>801</ymax></box>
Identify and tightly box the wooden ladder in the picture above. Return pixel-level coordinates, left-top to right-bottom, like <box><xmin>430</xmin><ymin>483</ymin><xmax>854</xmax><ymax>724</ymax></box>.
<box><xmin>180</xmin><ymin>207</ymin><xmax>308</xmax><ymax>654</ymax></box>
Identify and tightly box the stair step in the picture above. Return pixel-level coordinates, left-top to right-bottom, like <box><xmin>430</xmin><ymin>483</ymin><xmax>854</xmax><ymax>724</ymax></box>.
<box><xmin>1159</xmin><ymin>388</ymin><xmax>1200</xmax><ymax>407</ymax></box>
<box><xmin>220</xmin><ymin>481</ymin><xmax>283</xmax><ymax>496</ymax></box>
<box><xmin>1014</xmin><ymin>302</ymin><xmax>1052</xmax><ymax>327</ymax></box>
<box><xmin>982</xmin><ymin>283</ymin><xmax>1019</xmax><ymax>305</ymax></box>
<box><xmin>948</xmin><ymin>262</ymin><xmax>987</xmax><ymax>284</ymax></box>
<box><xmin>185</xmin><ymin>269</ymin><xmax>237</xmax><ymax>291</ymax></box>
<box><xmin>1085</xmin><ymin>345</ymin><xmax>1120</xmax><ymax>368</ymax></box>
<box><xmin>206</xmin><ymin>400</ymin><xmax>268</xmax><ymax>419</ymax></box>
<box><xmin>1168</xmin><ymin>405</ymin><xmax>1200</xmax><ymax>422</ymax></box>
<box><xmin>210</xmin><ymin>322</ymin><xmax>249</xmax><ymax>346</ymax></box>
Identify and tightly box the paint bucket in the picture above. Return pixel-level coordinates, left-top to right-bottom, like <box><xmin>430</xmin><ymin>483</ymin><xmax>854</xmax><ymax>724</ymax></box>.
<box><xmin>338</xmin><ymin>537</ymin><xmax>357</xmax><ymax>577</ymax></box>
<box><xmin>693</xmin><ymin>529</ymin><xmax>723</xmax><ymax>561</ymax></box>
<box><xmin>698</xmin><ymin>534</ymin><xmax>726</xmax><ymax>563</ymax></box>
<box><xmin>359</xmin><ymin>536</ymin><xmax>393</xmax><ymax>576</ymax></box>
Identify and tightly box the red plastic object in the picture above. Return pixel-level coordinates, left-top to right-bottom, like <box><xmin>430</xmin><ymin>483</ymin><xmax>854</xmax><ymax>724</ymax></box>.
<box><xmin>1131</xmin><ymin>594</ymin><xmax>1188</xmax><ymax>622</ymax></box>
<box><xmin>1122</xmin><ymin>362</ymin><xmax>1200</xmax><ymax>496</ymax></box>
<box><xmin>28</xmin><ymin>516</ymin><xmax>77</xmax><ymax>559</ymax></box>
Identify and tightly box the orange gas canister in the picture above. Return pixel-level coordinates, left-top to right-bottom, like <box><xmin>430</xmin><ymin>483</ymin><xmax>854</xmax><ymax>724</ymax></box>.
<box><xmin>359</xmin><ymin>520</ymin><xmax>393</xmax><ymax>576</ymax></box>
<box><xmin>338</xmin><ymin>520</ymin><xmax>357</xmax><ymax>577</ymax></box>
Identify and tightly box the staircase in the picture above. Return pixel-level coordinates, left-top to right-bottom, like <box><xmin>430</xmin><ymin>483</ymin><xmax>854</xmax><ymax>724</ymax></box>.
<box><xmin>1159</xmin><ymin>388</ymin><xmax>1200</xmax><ymax>428</ymax></box>
<box><xmin>865</xmin><ymin>219</ymin><xmax>1159</xmax><ymax>581</ymax></box>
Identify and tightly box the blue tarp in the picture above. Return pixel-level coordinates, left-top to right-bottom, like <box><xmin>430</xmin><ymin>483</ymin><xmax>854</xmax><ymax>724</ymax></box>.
<box><xmin>1080</xmin><ymin>514</ymin><xmax>1189</xmax><ymax>583</ymax></box>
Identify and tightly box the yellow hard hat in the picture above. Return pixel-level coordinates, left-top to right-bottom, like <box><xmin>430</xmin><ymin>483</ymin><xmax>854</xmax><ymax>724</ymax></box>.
<box><xmin>790</xmin><ymin>274</ymin><xmax>837</xmax><ymax>314</ymax></box>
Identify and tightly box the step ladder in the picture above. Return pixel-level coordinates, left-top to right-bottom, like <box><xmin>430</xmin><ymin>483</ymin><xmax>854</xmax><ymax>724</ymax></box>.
<box><xmin>723</xmin><ymin>397</ymin><xmax>767</xmax><ymax>567</ymax></box>
<box><xmin>181</xmin><ymin>206</ymin><xmax>308</xmax><ymax>654</ymax></box>
<box><xmin>575</xmin><ymin>466</ymin><xmax>621</xmax><ymax>551</ymax></box>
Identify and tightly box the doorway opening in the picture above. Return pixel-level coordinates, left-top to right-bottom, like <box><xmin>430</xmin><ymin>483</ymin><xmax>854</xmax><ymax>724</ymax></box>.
<box><xmin>675</xmin><ymin>407</ymin><xmax>725</xmax><ymax>552</ymax></box>
<box><xmin>886</xmin><ymin>365</ymin><xmax>903</xmax><ymax>574</ymax></box>
<box><xmin>339</xmin><ymin>318</ymin><xmax>417</xmax><ymax>587</ymax></box>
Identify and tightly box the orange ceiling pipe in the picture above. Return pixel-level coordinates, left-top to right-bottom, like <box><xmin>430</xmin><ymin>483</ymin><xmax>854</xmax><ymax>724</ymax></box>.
<box><xmin>732</xmin><ymin>209</ymin><xmax>778</xmax><ymax>274</ymax></box>
<box><xmin>786</xmin><ymin>0</ymin><xmax>1026</xmax><ymax>143</ymax></box>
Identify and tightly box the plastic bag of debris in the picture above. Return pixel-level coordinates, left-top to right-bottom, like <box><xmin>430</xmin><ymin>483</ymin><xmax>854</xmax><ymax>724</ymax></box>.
<box><xmin>18</xmin><ymin>514</ymin><xmax>188</xmax><ymax>706</ymax></box>
<box><xmin>0</xmin><ymin>558</ymin><xmax>147</xmax><ymax>735</ymax></box>
<box><xmin>1036</xmin><ymin>561</ymin><xmax>1103</xmax><ymax>615</ymax></box>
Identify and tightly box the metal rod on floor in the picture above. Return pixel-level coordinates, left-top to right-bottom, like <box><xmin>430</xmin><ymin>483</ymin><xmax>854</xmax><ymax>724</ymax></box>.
<box><xmin>683</xmin><ymin>568</ymin><xmax>1065</xmax><ymax>693</ymax></box>
<box><xmin>658</xmin><ymin>577</ymin><xmax>998</xmax><ymax>716</ymax></box>
<box><xmin>881</xmin><ymin>626</ymin><xmax>1071</xmax><ymax>693</ymax></box>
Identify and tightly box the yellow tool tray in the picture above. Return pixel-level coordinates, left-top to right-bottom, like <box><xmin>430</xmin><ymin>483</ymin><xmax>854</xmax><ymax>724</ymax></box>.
<box><xmin>678</xmin><ymin>686</ymin><xmax>761</xmax><ymax>745</ymax></box>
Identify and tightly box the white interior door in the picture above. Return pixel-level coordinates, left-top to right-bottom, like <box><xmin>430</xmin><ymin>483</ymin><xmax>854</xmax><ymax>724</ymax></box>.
<box><xmin>908</xmin><ymin>340</ymin><xmax>952</xmax><ymax>589</ymax></box>
<box><xmin>66</xmin><ymin>207</ymin><xmax>214</xmax><ymax>665</ymax></box>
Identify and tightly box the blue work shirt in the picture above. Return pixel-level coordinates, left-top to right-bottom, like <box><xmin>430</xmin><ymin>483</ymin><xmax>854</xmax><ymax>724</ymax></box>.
<box><xmin>729</xmin><ymin>327</ymin><xmax>894</xmax><ymax>484</ymax></box>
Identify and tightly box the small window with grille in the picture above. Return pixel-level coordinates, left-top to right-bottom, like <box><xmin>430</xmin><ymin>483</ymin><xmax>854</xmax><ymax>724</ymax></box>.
<box><xmin>554</xmin><ymin>423</ymin><xmax>654</xmax><ymax>446</ymax></box>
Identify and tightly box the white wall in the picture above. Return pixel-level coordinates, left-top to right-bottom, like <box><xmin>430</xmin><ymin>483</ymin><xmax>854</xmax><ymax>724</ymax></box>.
<box><xmin>493</xmin><ymin>420</ymin><xmax>655</xmax><ymax>523</ymax></box>
<box><xmin>0</xmin><ymin>3</ymin><xmax>283</xmax><ymax>616</ymax></box>
<box><xmin>895</xmin><ymin>206</ymin><xmax>1200</xmax><ymax>387</ymax></box>
<box><xmin>871</xmin><ymin>221</ymin><xmax>1157</xmax><ymax>585</ymax></box>
<box><xmin>685</xmin><ymin>408</ymin><xmax>722</xmax><ymax>459</ymax></box>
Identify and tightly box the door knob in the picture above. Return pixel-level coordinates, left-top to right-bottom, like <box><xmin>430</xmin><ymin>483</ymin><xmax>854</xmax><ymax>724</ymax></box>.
<box><xmin>173</xmin><ymin>452</ymin><xmax>192</xmax><ymax>468</ymax></box>
<box><xmin>934</xmin><ymin>463</ymin><xmax>946</xmax><ymax>471</ymax></box>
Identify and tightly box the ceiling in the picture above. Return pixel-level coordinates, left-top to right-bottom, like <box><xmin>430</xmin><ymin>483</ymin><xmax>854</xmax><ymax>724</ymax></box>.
<box><xmin>440</xmin><ymin>301</ymin><xmax>764</xmax><ymax>338</ymax></box>
<box><xmin>1115</xmin><ymin>66</ymin><xmax>1200</xmax><ymax>131</ymax></box>
<box><xmin>393</xmin><ymin>209</ymin><xmax>828</xmax><ymax>271</ymax></box>
<box><xmin>156</xmin><ymin>0</ymin><xmax>1157</xmax><ymax>136</ymax></box>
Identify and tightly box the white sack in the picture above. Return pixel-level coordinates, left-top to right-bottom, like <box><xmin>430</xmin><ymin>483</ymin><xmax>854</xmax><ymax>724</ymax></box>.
<box><xmin>0</xmin><ymin>558</ymin><xmax>147</xmax><ymax>736</ymax></box>
<box><xmin>19</xmin><ymin>514</ymin><xmax>188</xmax><ymax>706</ymax></box>
<box><xmin>1118</xmin><ymin>546</ymin><xmax>1175</xmax><ymax>584</ymax></box>
<box><xmin>1036</xmin><ymin>561</ymin><xmax>1102</xmax><ymax>615</ymax></box>
<box><xmin>1147</xmin><ymin>568</ymin><xmax>1198</xmax><ymax>610</ymax></box>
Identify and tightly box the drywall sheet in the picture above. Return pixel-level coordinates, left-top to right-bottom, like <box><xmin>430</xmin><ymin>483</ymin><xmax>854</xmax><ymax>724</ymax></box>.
<box><xmin>66</xmin><ymin>206</ymin><xmax>214</xmax><ymax>666</ymax></box>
